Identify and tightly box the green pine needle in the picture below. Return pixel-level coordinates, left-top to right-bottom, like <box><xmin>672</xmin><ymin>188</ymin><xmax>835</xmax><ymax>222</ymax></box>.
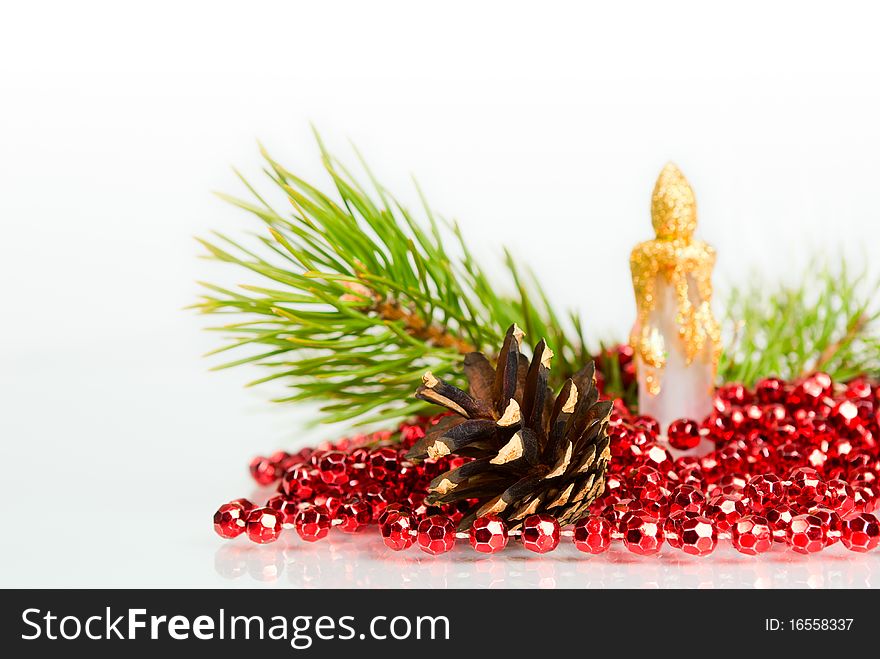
<box><xmin>195</xmin><ymin>134</ymin><xmax>589</xmax><ymax>426</ymax></box>
<box><xmin>719</xmin><ymin>258</ymin><xmax>880</xmax><ymax>386</ymax></box>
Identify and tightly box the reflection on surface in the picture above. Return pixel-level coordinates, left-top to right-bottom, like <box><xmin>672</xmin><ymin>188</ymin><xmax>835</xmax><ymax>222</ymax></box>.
<box><xmin>214</xmin><ymin>533</ymin><xmax>878</xmax><ymax>588</ymax></box>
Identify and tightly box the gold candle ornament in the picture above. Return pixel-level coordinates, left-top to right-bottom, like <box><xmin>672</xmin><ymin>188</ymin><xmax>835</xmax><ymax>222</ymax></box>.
<box><xmin>629</xmin><ymin>163</ymin><xmax>721</xmax><ymax>441</ymax></box>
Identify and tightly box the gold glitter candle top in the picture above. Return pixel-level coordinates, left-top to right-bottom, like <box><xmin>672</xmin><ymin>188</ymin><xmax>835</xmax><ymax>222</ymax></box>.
<box><xmin>629</xmin><ymin>163</ymin><xmax>721</xmax><ymax>395</ymax></box>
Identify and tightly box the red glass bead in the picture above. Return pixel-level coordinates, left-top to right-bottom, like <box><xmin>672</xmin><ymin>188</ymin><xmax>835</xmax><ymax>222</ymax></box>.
<box><xmin>469</xmin><ymin>515</ymin><xmax>509</xmax><ymax>554</ymax></box>
<box><xmin>634</xmin><ymin>415</ymin><xmax>660</xmax><ymax>435</ymax></box>
<box><xmin>249</xmin><ymin>456</ymin><xmax>278</xmax><ymax>486</ymax></box>
<box><xmin>755</xmin><ymin>377</ymin><xmax>786</xmax><ymax>404</ymax></box>
<box><xmin>786</xmin><ymin>513</ymin><xmax>827</xmax><ymax>554</ymax></box>
<box><xmin>417</xmin><ymin>515</ymin><xmax>456</xmax><ymax>555</ymax></box>
<box><xmin>230</xmin><ymin>497</ymin><xmax>256</xmax><ymax>512</ymax></box>
<box><xmin>668</xmin><ymin>484</ymin><xmax>705</xmax><ymax>515</ymax></box>
<box><xmin>281</xmin><ymin>463</ymin><xmax>317</xmax><ymax>500</ymax></box>
<box><xmin>368</xmin><ymin>447</ymin><xmax>399</xmax><ymax>481</ymax></box>
<box><xmin>808</xmin><ymin>507</ymin><xmax>842</xmax><ymax>545</ymax></box>
<box><xmin>294</xmin><ymin>505</ymin><xmax>331</xmax><ymax>542</ymax></box>
<box><xmin>572</xmin><ymin>515</ymin><xmax>612</xmax><ymax>554</ymax></box>
<box><xmin>718</xmin><ymin>383</ymin><xmax>749</xmax><ymax>405</ymax></box>
<box><xmin>213</xmin><ymin>501</ymin><xmax>247</xmax><ymax>539</ymax></box>
<box><xmin>744</xmin><ymin>473</ymin><xmax>786</xmax><ymax>513</ymax></box>
<box><xmin>245</xmin><ymin>507</ymin><xmax>283</xmax><ymax>544</ymax></box>
<box><xmin>718</xmin><ymin>472</ymin><xmax>749</xmax><ymax>496</ymax></box>
<box><xmin>787</xmin><ymin>467</ymin><xmax>828</xmax><ymax>510</ymax></box>
<box><xmin>335</xmin><ymin>498</ymin><xmax>372</xmax><ymax>533</ymax></box>
<box><xmin>765</xmin><ymin>504</ymin><xmax>795</xmax><ymax>538</ymax></box>
<box><xmin>840</xmin><ymin>512</ymin><xmax>880</xmax><ymax>552</ymax></box>
<box><xmin>377</xmin><ymin>503</ymin><xmax>410</xmax><ymax>527</ymax></box>
<box><xmin>521</xmin><ymin>515</ymin><xmax>561</xmax><ymax>554</ymax></box>
<box><xmin>620</xmin><ymin>512</ymin><xmax>665</xmax><ymax>555</ymax></box>
<box><xmin>629</xmin><ymin>465</ymin><xmax>666</xmax><ymax>504</ymax></box>
<box><xmin>663</xmin><ymin>510</ymin><xmax>699</xmax><ymax>549</ymax></box>
<box><xmin>312</xmin><ymin>491</ymin><xmax>343</xmax><ymax>517</ymax></box>
<box><xmin>317</xmin><ymin>450</ymin><xmax>349</xmax><ymax>486</ymax></box>
<box><xmin>853</xmin><ymin>483</ymin><xmax>877</xmax><ymax>513</ymax></box>
<box><xmin>380</xmin><ymin>510</ymin><xmax>417</xmax><ymax>551</ymax></box>
<box><xmin>831</xmin><ymin>399</ymin><xmax>860</xmax><ymax>430</ymax></box>
<box><xmin>731</xmin><ymin>515</ymin><xmax>773</xmax><ymax>555</ymax></box>
<box><xmin>266</xmin><ymin>494</ymin><xmax>299</xmax><ymax>525</ymax></box>
<box><xmin>640</xmin><ymin>442</ymin><xmax>675</xmax><ymax>477</ymax></box>
<box><xmin>705</xmin><ymin>494</ymin><xmax>746</xmax><ymax>533</ymax></box>
<box><xmin>667</xmin><ymin>418</ymin><xmax>701</xmax><ymax>450</ymax></box>
<box><xmin>678</xmin><ymin>516</ymin><xmax>717</xmax><ymax>557</ymax></box>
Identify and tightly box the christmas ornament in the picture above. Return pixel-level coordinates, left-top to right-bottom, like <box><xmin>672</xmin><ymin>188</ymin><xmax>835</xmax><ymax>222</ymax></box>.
<box><xmin>406</xmin><ymin>324</ymin><xmax>612</xmax><ymax>530</ymax></box>
<box><xmin>629</xmin><ymin>163</ymin><xmax>721</xmax><ymax>435</ymax></box>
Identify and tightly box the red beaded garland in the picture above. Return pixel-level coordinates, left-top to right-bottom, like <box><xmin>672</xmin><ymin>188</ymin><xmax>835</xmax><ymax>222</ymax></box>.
<box><xmin>214</xmin><ymin>372</ymin><xmax>880</xmax><ymax>558</ymax></box>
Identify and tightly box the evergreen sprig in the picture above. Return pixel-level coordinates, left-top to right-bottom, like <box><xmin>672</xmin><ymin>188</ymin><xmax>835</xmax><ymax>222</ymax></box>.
<box><xmin>719</xmin><ymin>259</ymin><xmax>880</xmax><ymax>386</ymax></box>
<box><xmin>194</xmin><ymin>135</ymin><xmax>588</xmax><ymax>426</ymax></box>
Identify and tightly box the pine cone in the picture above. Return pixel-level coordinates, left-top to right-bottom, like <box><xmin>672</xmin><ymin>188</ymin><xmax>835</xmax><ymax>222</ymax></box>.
<box><xmin>406</xmin><ymin>324</ymin><xmax>613</xmax><ymax>530</ymax></box>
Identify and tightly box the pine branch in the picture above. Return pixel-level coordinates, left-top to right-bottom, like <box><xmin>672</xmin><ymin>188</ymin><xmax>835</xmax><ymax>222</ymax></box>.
<box><xmin>718</xmin><ymin>258</ymin><xmax>880</xmax><ymax>386</ymax></box>
<box><xmin>194</xmin><ymin>134</ymin><xmax>588</xmax><ymax>426</ymax></box>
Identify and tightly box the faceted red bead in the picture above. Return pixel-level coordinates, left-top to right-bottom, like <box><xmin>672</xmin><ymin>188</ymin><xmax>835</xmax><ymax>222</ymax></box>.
<box><xmin>718</xmin><ymin>383</ymin><xmax>749</xmax><ymax>405</ymax></box>
<box><xmin>765</xmin><ymin>504</ymin><xmax>796</xmax><ymax>538</ymax></box>
<box><xmin>312</xmin><ymin>491</ymin><xmax>343</xmax><ymax>517</ymax></box>
<box><xmin>249</xmin><ymin>456</ymin><xmax>278</xmax><ymax>486</ymax></box>
<box><xmin>668</xmin><ymin>484</ymin><xmax>705</xmax><ymax>515</ymax></box>
<box><xmin>853</xmin><ymin>484</ymin><xmax>877</xmax><ymax>513</ymax></box>
<box><xmin>744</xmin><ymin>473</ymin><xmax>786</xmax><ymax>513</ymax></box>
<box><xmin>705</xmin><ymin>494</ymin><xmax>746</xmax><ymax>533</ymax></box>
<box><xmin>317</xmin><ymin>450</ymin><xmax>349</xmax><ymax>486</ymax></box>
<box><xmin>294</xmin><ymin>505</ymin><xmax>331</xmax><ymax>542</ymax></box>
<box><xmin>667</xmin><ymin>418</ymin><xmax>701</xmax><ymax>450</ymax></box>
<box><xmin>417</xmin><ymin>515</ymin><xmax>456</xmax><ymax>555</ymax></box>
<box><xmin>731</xmin><ymin>515</ymin><xmax>773</xmax><ymax>555</ymax></box>
<box><xmin>469</xmin><ymin>515</ymin><xmax>509</xmax><ymax>554</ymax></box>
<box><xmin>368</xmin><ymin>447</ymin><xmax>399</xmax><ymax>481</ymax></box>
<box><xmin>786</xmin><ymin>513</ymin><xmax>827</xmax><ymax>554</ymax></box>
<box><xmin>245</xmin><ymin>507</ymin><xmax>284</xmax><ymax>544</ymax></box>
<box><xmin>213</xmin><ymin>502</ymin><xmax>247</xmax><ymax>539</ymax></box>
<box><xmin>755</xmin><ymin>377</ymin><xmax>786</xmax><ymax>404</ymax></box>
<box><xmin>521</xmin><ymin>515</ymin><xmax>561</xmax><ymax>554</ymax></box>
<box><xmin>840</xmin><ymin>513</ymin><xmax>880</xmax><ymax>552</ymax></box>
<box><xmin>281</xmin><ymin>463</ymin><xmax>317</xmax><ymax>500</ymax></box>
<box><xmin>678</xmin><ymin>516</ymin><xmax>717</xmax><ymax>557</ymax></box>
<box><xmin>632</xmin><ymin>415</ymin><xmax>660</xmax><ymax>435</ymax></box>
<box><xmin>808</xmin><ymin>507</ymin><xmax>841</xmax><ymax>545</ymax></box>
<box><xmin>831</xmin><ymin>399</ymin><xmax>860</xmax><ymax>430</ymax></box>
<box><xmin>640</xmin><ymin>443</ymin><xmax>675</xmax><ymax>478</ymax></box>
<box><xmin>664</xmin><ymin>510</ymin><xmax>700</xmax><ymax>549</ymax></box>
<box><xmin>572</xmin><ymin>515</ymin><xmax>612</xmax><ymax>554</ymax></box>
<box><xmin>334</xmin><ymin>498</ymin><xmax>372</xmax><ymax>533</ymax></box>
<box><xmin>620</xmin><ymin>512</ymin><xmax>665</xmax><ymax>555</ymax></box>
<box><xmin>380</xmin><ymin>510</ymin><xmax>417</xmax><ymax>551</ymax></box>
<box><xmin>230</xmin><ymin>498</ymin><xmax>256</xmax><ymax>512</ymax></box>
<box><xmin>787</xmin><ymin>467</ymin><xmax>828</xmax><ymax>510</ymax></box>
<box><xmin>717</xmin><ymin>472</ymin><xmax>749</xmax><ymax>496</ymax></box>
<box><xmin>629</xmin><ymin>465</ymin><xmax>666</xmax><ymax>504</ymax></box>
<box><xmin>266</xmin><ymin>494</ymin><xmax>299</xmax><ymax>525</ymax></box>
<box><xmin>374</xmin><ymin>500</ymin><xmax>403</xmax><ymax>523</ymax></box>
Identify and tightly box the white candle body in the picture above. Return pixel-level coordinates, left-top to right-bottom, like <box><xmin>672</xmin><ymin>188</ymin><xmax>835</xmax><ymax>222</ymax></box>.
<box><xmin>634</xmin><ymin>276</ymin><xmax>715</xmax><ymax>442</ymax></box>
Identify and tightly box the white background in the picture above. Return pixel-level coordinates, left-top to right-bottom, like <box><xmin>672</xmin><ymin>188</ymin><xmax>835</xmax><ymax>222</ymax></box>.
<box><xmin>1</xmin><ymin>1</ymin><xmax>879</xmax><ymax>587</ymax></box>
